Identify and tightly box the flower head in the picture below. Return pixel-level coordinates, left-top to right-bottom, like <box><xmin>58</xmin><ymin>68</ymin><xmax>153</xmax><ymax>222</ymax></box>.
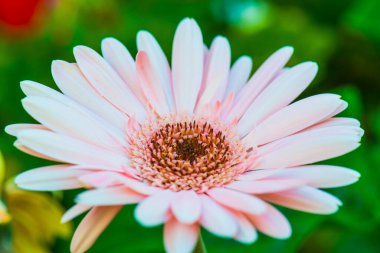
<box><xmin>6</xmin><ymin>18</ymin><xmax>363</xmax><ymax>253</ymax></box>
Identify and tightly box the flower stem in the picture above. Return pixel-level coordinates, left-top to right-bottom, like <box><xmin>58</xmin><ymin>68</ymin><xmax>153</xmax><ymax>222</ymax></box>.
<box><xmin>193</xmin><ymin>234</ymin><xmax>207</xmax><ymax>253</ymax></box>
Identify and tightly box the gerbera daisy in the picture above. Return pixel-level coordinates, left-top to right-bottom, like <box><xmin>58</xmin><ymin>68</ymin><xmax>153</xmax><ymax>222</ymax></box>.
<box><xmin>6</xmin><ymin>18</ymin><xmax>363</xmax><ymax>253</ymax></box>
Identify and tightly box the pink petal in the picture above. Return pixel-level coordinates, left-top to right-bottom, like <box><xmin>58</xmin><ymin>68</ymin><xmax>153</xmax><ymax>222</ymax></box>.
<box><xmin>304</xmin><ymin>117</ymin><xmax>361</xmax><ymax>132</ymax></box>
<box><xmin>196</xmin><ymin>36</ymin><xmax>231</xmax><ymax>109</ymax></box>
<box><xmin>137</xmin><ymin>31</ymin><xmax>174</xmax><ymax>110</ymax></box>
<box><xmin>164</xmin><ymin>218</ymin><xmax>199</xmax><ymax>253</ymax></box>
<box><xmin>73</xmin><ymin>46</ymin><xmax>146</xmax><ymax>122</ymax></box>
<box><xmin>78</xmin><ymin>171</ymin><xmax>123</xmax><ymax>188</ymax></box>
<box><xmin>136</xmin><ymin>51</ymin><xmax>170</xmax><ymax>114</ymax></box>
<box><xmin>61</xmin><ymin>204</ymin><xmax>92</xmax><ymax>223</ymax></box>
<box><xmin>14</xmin><ymin>140</ymin><xmax>59</xmax><ymax>161</ymax></box>
<box><xmin>21</xmin><ymin>78</ymin><xmax>125</xmax><ymax>143</ymax></box>
<box><xmin>52</xmin><ymin>60</ymin><xmax>127</xmax><ymax>129</ymax></box>
<box><xmin>22</xmin><ymin>96</ymin><xmax>124</xmax><ymax>149</ymax></box>
<box><xmin>248</xmin><ymin>204</ymin><xmax>291</xmax><ymax>239</ymax></box>
<box><xmin>237</xmin><ymin>61</ymin><xmax>318</xmax><ymax>136</ymax></box>
<box><xmin>220</xmin><ymin>91</ymin><xmax>235</xmax><ymax>117</ymax></box>
<box><xmin>101</xmin><ymin>37</ymin><xmax>145</xmax><ymax>103</ymax></box>
<box><xmin>199</xmin><ymin>195</ymin><xmax>238</xmax><ymax>237</ymax></box>
<box><xmin>237</xmin><ymin>169</ymin><xmax>282</xmax><ymax>181</ymax></box>
<box><xmin>256</xmin><ymin>125</ymin><xmax>362</xmax><ymax>169</ymax></box>
<box><xmin>207</xmin><ymin>188</ymin><xmax>266</xmax><ymax>215</ymax></box>
<box><xmin>69</xmin><ymin>164</ymin><xmax>126</xmax><ymax>173</ymax></box>
<box><xmin>20</xmin><ymin>80</ymin><xmax>62</xmax><ymax>98</ymax></box>
<box><xmin>171</xmin><ymin>191</ymin><xmax>201</xmax><ymax>224</ymax></box>
<box><xmin>71</xmin><ymin>206</ymin><xmax>121</xmax><ymax>253</ymax></box>
<box><xmin>227</xmin><ymin>179</ymin><xmax>303</xmax><ymax>194</ymax></box>
<box><xmin>172</xmin><ymin>18</ymin><xmax>204</xmax><ymax>113</ymax></box>
<box><xmin>243</xmin><ymin>94</ymin><xmax>346</xmax><ymax>146</ymax></box>
<box><xmin>76</xmin><ymin>186</ymin><xmax>144</xmax><ymax>206</ymax></box>
<box><xmin>260</xmin><ymin>186</ymin><xmax>342</xmax><ymax>214</ymax></box>
<box><xmin>108</xmin><ymin>174</ymin><xmax>159</xmax><ymax>195</ymax></box>
<box><xmin>225</xmin><ymin>55</ymin><xmax>252</xmax><ymax>96</ymax></box>
<box><xmin>227</xmin><ymin>46</ymin><xmax>294</xmax><ymax>121</ymax></box>
<box><xmin>15</xmin><ymin>165</ymin><xmax>85</xmax><ymax>191</ymax></box>
<box><xmin>271</xmin><ymin>165</ymin><xmax>360</xmax><ymax>188</ymax></box>
<box><xmin>134</xmin><ymin>190</ymin><xmax>176</xmax><ymax>227</ymax></box>
<box><xmin>5</xmin><ymin>123</ymin><xmax>48</xmax><ymax>137</ymax></box>
<box><xmin>231</xmin><ymin>211</ymin><xmax>258</xmax><ymax>244</ymax></box>
<box><xmin>17</xmin><ymin>129</ymin><xmax>128</xmax><ymax>168</ymax></box>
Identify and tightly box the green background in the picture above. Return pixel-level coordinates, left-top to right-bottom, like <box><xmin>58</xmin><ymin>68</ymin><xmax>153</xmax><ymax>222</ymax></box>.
<box><xmin>1</xmin><ymin>0</ymin><xmax>379</xmax><ymax>252</ymax></box>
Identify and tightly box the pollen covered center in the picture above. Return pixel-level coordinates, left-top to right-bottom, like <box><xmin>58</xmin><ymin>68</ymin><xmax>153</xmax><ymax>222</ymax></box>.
<box><xmin>127</xmin><ymin>115</ymin><xmax>254</xmax><ymax>192</ymax></box>
<box><xmin>175</xmin><ymin>137</ymin><xmax>206</xmax><ymax>162</ymax></box>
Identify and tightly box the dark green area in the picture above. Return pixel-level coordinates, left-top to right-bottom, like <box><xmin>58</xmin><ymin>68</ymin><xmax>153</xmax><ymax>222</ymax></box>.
<box><xmin>0</xmin><ymin>0</ymin><xmax>379</xmax><ymax>252</ymax></box>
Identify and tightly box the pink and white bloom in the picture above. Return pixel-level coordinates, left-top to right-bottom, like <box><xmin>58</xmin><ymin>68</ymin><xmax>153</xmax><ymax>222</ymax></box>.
<box><xmin>6</xmin><ymin>18</ymin><xmax>363</xmax><ymax>253</ymax></box>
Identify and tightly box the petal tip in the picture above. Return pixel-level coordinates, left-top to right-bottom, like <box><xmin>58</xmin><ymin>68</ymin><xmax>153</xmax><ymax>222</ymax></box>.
<box><xmin>73</xmin><ymin>45</ymin><xmax>91</xmax><ymax>57</ymax></box>
<box><xmin>283</xmin><ymin>45</ymin><xmax>294</xmax><ymax>53</ymax></box>
<box><xmin>4</xmin><ymin>125</ymin><xmax>16</xmax><ymax>136</ymax></box>
<box><xmin>101</xmin><ymin>36</ymin><xmax>118</xmax><ymax>45</ymax></box>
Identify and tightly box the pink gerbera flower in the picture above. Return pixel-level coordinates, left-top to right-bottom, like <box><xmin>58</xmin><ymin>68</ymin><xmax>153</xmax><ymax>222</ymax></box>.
<box><xmin>6</xmin><ymin>18</ymin><xmax>363</xmax><ymax>253</ymax></box>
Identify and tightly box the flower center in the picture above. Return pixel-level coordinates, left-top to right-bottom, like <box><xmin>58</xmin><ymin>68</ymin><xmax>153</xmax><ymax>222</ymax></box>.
<box><xmin>127</xmin><ymin>115</ymin><xmax>254</xmax><ymax>192</ymax></box>
<box><xmin>175</xmin><ymin>137</ymin><xmax>206</xmax><ymax>163</ymax></box>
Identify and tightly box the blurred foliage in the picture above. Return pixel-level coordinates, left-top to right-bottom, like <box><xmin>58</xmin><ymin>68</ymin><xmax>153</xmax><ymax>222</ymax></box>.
<box><xmin>0</xmin><ymin>152</ymin><xmax>11</xmax><ymax>225</ymax></box>
<box><xmin>0</xmin><ymin>151</ymin><xmax>71</xmax><ymax>253</ymax></box>
<box><xmin>6</xmin><ymin>182</ymin><xmax>72</xmax><ymax>253</ymax></box>
<box><xmin>0</xmin><ymin>0</ymin><xmax>379</xmax><ymax>252</ymax></box>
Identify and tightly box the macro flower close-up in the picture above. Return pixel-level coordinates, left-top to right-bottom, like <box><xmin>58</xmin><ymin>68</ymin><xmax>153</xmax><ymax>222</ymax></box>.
<box><xmin>4</xmin><ymin>16</ymin><xmax>364</xmax><ymax>253</ymax></box>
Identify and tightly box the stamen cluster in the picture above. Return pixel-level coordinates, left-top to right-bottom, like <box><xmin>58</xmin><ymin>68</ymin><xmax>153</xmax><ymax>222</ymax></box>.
<box><xmin>127</xmin><ymin>115</ymin><xmax>255</xmax><ymax>192</ymax></box>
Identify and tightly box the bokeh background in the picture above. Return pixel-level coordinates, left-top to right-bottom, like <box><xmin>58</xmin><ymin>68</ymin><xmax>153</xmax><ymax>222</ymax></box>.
<box><xmin>0</xmin><ymin>0</ymin><xmax>379</xmax><ymax>252</ymax></box>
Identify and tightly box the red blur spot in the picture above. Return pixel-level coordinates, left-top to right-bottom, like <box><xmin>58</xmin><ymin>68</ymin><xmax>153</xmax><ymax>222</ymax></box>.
<box><xmin>0</xmin><ymin>0</ymin><xmax>44</xmax><ymax>27</ymax></box>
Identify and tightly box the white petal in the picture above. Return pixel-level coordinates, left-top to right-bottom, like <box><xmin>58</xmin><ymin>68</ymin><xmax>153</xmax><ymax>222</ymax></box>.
<box><xmin>17</xmin><ymin>129</ymin><xmax>128</xmax><ymax>168</ymax></box>
<box><xmin>248</xmin><ymin>204</ymin><xmax>291</xmax><ymax>239</ymax></box>
<box><xmin>227</xmin><ymin>179</ymin><xmax>303</xmax><ymax>194</ymax></box>
<box><xmin>20</xmin><ymin>80</ymin><xmax>62</xmax><ymax>98</ymax></box>
<box><xmin>134</xmin><ymin>190</ymin><xmax>176</xmax><ymax>227</ymax></box>
<box><xmin>304</xmin><ymin>117</ymin><xmax>361</xmax><ymax>132</ymax></box>
<box><xmin>227</xmin><ymin>46</ymin><xmax>294</xmax><ymax>121</ymax></box>
<box><xmin>106</xmin><ymin>173</ymin><xmax>159</xmax><ymax>195</ymax></box>
<box><xmin>196</xmin><ymin>36</ymin><xmax>231</xmax><ymax>109</ymax></box>
<box><xmin>14</xmin><ymin>140</ymin><xmax>59</xmax><ymax>161</ymax></box>
<box><xmin>20</xmin><ymin>79</ymin><xmax>125</xmax><ymax>142</ymax></box>
<box><xmin>238</xmin><ymin>61</ymin><xmax>318</xmax><ymax>136</ymax></box>
<box><xmin>261</xmin><ymin>186</ymin><xmax>342</xmax><ymax>214</ymax></box>
<box><xmin>73</xmin><ymin>46</ymin><xmax>146</xmax><ymax>122</ymax></box>
<box><xmin>136</xmin><ymin>51</ymin><xmax>170</xmax><ymax>114</ymax></box>
<box><xmin>243</xmin><ymin>94</ymin><xmax>345</xmax><ymax>146</ymax></box>
<box><xmin>237</xmin><ymin>169</ymin><xmax>281</xmax><ymax>181</ymax></box>
<box><xmin>101</xmin><ymin>37</ymin><xmax>145</xmax><ymax>103</ymax></box>
<box><xmin>61</xmin><ymin>204</ymin><xmax>92</xmax><ymax>223</ymax></box>
<box><xmin>171</xmin><ymin>191</ymin><xmax>201</xmax><ymax>224</ymax></box>
<box><xmin>22</xmin><ymin>96</ymin><xmax>124</xmax><ymax>149</ymax></box>
<box><xmin>15</xmin><ymin>165</ymin><xmax>85</xmax><ymax>191</ymax></box>
<box><xmin>137</xmin><ymin>31</ymin><xmax>174</xmax><ymax>110</ymax></box>
<box><xmin>207</xmin><ymin>188</ymin><xmax>266</xmax><ymax>215</ymax></box>
<box><xmin>231</xmin><ymin>211</ymin><xmax>258</xmax><ymax>244</ymax></box>
<box><xmin>164</xmin><ymin>218</ymin><xmax>199</xmax><ymax>253</ymax></box>
<box><xmin>272</xmin><ymin>165</ymin><xmax>360</xmax><ymax>188</ymax></box>
<box><xmin>52</xmin><ymin>60</ymin><xmax>127</xmax><ymax>129</ymax></box>
<box><xmin>172</xmin><ymin>18</ymin><xmax>204</xmax><ymax>112</ymax></box>
<box><xmin>199</xmin><ymin>195</ymin><xmax>238</xmax><ymax>237</ymax></box>
<box><xmin>256</xmin><ymin>125</ymin><xmax>362</xmax><ymax>169</ymax></box>
<box><xmin>5</xmin><ymin>123</ymin><xmax>47</xmax><ymax>137</ymax></box>
<box><xmin>225</xmin><ymin>56</ymin><xmax>252</xmax><ymax>96</ymax></box>
<box><xmin>76</xmin><ymin>186</ymin><xmax>144</xmax><ymax>206</ymax></box>
<box><xmin>78</xmin><ymin>171</ymin><xmax>124</xmax><ymax>188</ymax></box>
